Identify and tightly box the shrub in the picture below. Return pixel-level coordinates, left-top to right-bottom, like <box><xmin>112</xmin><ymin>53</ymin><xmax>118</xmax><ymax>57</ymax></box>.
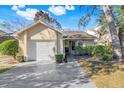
<box><xmin>55</xmin><ymin>54</ymin><xmax>64</xmax><ymax>63</ymax></box>
<box><xmin>0</xmin><ymin>40</ymin><xmax>18</xmax><ymax>58</ymax></box>
<box><xmin>75</xmin><ymin>46</ymin><xmax>84</xmax><ymax>55</ymax></box>
<box><xmin>84</xmin><ymin>46</ymin><xmax>95</xmax><ymax>56</ymax></box>
<box><xmin>76</xmin><ymin>46</ymin><xmax>95</xmax><ymax>56</ymax></box>
<box><xmin>76</xmin><ymin>45</ymin><xmax>113</xmax><ymax>61</ymax></box>
<box><xmin>16</xmin><ymin>55</ymin><xmax>26</xmax><ymax>62</ymax></box>
<box><xmin>92</xmin><ymin>45</ymin><xmax>113</xmax><ymax>61</ymax></box>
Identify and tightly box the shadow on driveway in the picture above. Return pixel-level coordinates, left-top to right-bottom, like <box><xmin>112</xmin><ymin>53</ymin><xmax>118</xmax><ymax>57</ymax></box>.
<box><xmin>0</xmin><ymin>61</ymin><xmax>96</xmax><ymax>88</ymax></box>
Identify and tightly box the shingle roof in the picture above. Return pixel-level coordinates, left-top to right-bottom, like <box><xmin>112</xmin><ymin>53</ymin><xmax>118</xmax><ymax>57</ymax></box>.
<box><xmin>63</xmin><ymin>31</ymin><xmax>96</xmax><ymax>39</ymax></box>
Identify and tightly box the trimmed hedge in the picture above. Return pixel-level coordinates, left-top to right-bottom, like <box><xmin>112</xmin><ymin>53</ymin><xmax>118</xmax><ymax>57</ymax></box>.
<box><xmin>0</xmin><ymin>39</ymin><xmax>18</xmax><ymax>58</ymax></box>
<box><xmin>55</xmin><ymin>54</ymin><xmax>64</xmax><ymax>63</ymax></box>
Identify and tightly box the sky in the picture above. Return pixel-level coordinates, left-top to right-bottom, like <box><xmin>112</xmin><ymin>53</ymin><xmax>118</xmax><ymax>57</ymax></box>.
<box><xmin>0</xmin><ymin>5</ymin><xmax>101</xmax><ymax>33</ymax></box>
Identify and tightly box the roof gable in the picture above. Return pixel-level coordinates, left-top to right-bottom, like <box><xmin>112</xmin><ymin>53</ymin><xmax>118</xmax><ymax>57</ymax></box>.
<box><xmin>15</xmin><ymin>20</ymin><xmax>62</xmax><ymax>35</ymax></box>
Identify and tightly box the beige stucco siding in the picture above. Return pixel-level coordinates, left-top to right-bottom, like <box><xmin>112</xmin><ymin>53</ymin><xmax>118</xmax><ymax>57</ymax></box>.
<box><xmin>57</xmin><ymin>32</ymin><xmax>63</xmax><ymax>54</ymax></box>
<box><xmin>17</xmin><ymin>33</ymin><xmax>25</xmax><ymax>55</ymax></box>
<box><xmin>28</xmin><ymin>23</ymin><xmax>57</xmax><ymax>40</ymax></box>
<box><xmin>17</xmin><ymin>23</ymin><xmax>63</xmax><ymax>60</ymax></box>
<box><xmin>76</xmin><ymin>39</ymin><xmax>95</xmax><ymax>46</ymax></box>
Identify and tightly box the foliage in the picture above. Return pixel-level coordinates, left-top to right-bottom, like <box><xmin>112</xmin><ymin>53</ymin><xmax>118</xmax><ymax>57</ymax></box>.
<box><xmin>55</xmin><ymin>54</ymin><xmax>64</xmax><ymax>63</ymax></box>
<box><xmin>34</xmin><ymin>10</ymin><xmax>62</xmax><ymax>30</ymax></box>
<box><xmin>64</xmin><ymin>40</ymin><xmax>69</xmax><ymax>47</ymax></box>
<box><xmin>76</xmin><ymin>45</ymin><xmax>113</xmax><ymax>61</ymax></box>
<box><xmin>119</xmin><ymin>5</ymin><xmax>124</xmax><ymax>29</ymax></box>
<box><xmin>0</xmin><ymin>18</ymin><xmax>30</xmax><ymax>33</ymax></box>
<box><xmin>79</xmin><ymin>5</ymin><xmax>123</xmax><ymax>59</ymax></box>
<box><xmin>98</xmin><ymin>5</ymin><xmax>124</xmax><ymax>32</ymax></box>
<box><xmin>16</xmin><ymin>55</ymin><xmax>26</xmax><ymax>62</ymax></box>
<box><xmin>76</xmin><ymin>46</ymin><xmax>95</xmax><ymax>56</ymax></box>
<box><xmin>92</xmin><ymin>45</ymin><xmax>113</xmax><ymax>61</ymax></box>
<box><xmin>78</xmin><ymin>5</ymin><xmax>101</xmax><ymax>28</ymax></box>
<box><xmin>0</xmin><ymin>40</ymin><xmax>18</xmax><ymax>58</ymax></box>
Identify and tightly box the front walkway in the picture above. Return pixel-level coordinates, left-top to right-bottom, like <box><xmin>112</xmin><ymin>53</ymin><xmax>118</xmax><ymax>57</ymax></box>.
<box><xmin>0</xmin><ymin>56</ymin><xmax>96</xmax><ymax>88</ymax></box>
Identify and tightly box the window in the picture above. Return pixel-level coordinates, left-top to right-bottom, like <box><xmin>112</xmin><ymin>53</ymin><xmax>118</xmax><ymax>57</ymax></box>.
<box><xmin>78</xmin><ymin>41</ymin><xmax>83</xmax><ymax>46</ymax></box>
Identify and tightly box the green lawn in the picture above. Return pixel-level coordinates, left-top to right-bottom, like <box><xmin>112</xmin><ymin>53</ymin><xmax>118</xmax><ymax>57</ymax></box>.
<box><xmin>79</xmin><ymin>59</ymin><xmax>124</xmax><ymax>88</ymax></box>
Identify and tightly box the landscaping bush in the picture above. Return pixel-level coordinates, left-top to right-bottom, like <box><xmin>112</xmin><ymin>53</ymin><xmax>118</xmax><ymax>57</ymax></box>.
<box><xmin>76</xmin><ymin>45</ymin><xmax>113</xmax><ymax>61</ymax></box>
<box><xmin>0</xmin><ymin>40</ymin><xmax>18</xmax><ymax>58</ymax></box>
<box><xmin>76</xmin><ymin>46</ymin><xmax>95</xmax><ymax>56</ymax></box>
<box><xmin>92</xmin><ymin>45</ymin><xmax>113</xmax><ymax>61</ymax></box>
<box><xmin>55</xmin><ymin>54</ymin><xmax>64</xmax><ymax>63</ymax></box>
<box><xmin>16</xmin><ymin>55</ymin><xmax>26</xmax><ymax>62</ymax></box>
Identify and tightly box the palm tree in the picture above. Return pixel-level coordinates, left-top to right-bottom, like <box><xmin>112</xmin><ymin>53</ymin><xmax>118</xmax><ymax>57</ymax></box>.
<box><xmin>102</xmin><ymin>5</ymin><xmax>123</xmax><ymax>61</ymax></box>
<box><xmin>79</xmin><ymin>5</ymin><xmax>123</xmax><ymax>61</ymax></box>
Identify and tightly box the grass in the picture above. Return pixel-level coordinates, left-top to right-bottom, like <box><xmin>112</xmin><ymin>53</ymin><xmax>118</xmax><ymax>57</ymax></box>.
<box><xmin>79</xmin><ymin>59</ymin><xmax>124</xmax><ymax>88</ymax></box>
<box><xmin>91</xmin><ymin>70</ymin><xmax>124</xmax><ymax>88</ymax></box>
<box><xmin>0</xmin><ymin>66</ymin><xmax>13</xmax><ymax>73</ymax></box>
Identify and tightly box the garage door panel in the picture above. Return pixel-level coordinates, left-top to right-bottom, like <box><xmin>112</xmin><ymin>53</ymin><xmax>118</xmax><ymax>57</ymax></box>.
<box><xmin>28</xmin><ymin>41</ymin><xmax>36</xmax><ymax>61</ymax></box>
<box><xmin>28</xmin><ymin>40</ymin><xmax>56</xmax><ymax>62</ymax></box>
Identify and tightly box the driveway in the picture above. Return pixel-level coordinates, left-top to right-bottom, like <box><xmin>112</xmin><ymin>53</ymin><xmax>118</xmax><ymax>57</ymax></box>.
<box><xmin>0</xmin><ymin>60</ymin><xmax>96</xmax><ymax>88</ymax></box>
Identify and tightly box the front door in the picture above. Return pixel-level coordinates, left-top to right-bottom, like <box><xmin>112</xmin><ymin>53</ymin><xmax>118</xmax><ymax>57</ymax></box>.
<box><xmin>70</xmin><ymin>41</ymin><xmax>76</xmax><ymax>55</ymax></box>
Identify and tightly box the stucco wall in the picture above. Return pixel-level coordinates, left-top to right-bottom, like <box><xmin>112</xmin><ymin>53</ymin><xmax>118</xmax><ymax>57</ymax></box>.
<box><xmin>76</xmin><ymin>39</ymin><xmax>95</xmax><ymax>46</ymax></box>
<box><xmin>28</xmin><ymin>23</ymin><xmax>57</xmax><ymax>40</ymax></box>
<box><xmin>17</xmin><ymin>23</ymin><xmax>63</xmax><ymax>59</ymax></box>
<box><xmin>17</xmin><ymin>33</ymin><xmax>25</xmax><ymax>55</ymax></box>
<box><xmin>57</xmin><ymin>33</ymin><xmax>63</xmax><ymax>54</ymax></box>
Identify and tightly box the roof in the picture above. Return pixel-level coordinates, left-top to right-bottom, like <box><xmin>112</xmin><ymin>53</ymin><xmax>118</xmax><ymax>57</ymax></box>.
<box><xmin>63</xmin><ymin>31</ymin><xmax>96</xmax><ymax>39</ymax></box>
<box><xmin>14</xmin><ymin>20</ymin><xmax>63</xmax><ymax>35</ymax></box>
<box><xmin>0</xmin><ymin>36</ymin><xmax>14</xmax><ymax>43</ymax></box>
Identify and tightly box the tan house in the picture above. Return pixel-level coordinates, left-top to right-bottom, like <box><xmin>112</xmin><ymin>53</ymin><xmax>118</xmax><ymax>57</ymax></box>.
<box><xmin>14</xmin><ymin>20</ymin><xmax>63</xmax><ymax>62</ymax></box>
<box><xmin>13</xmin><ymin>20</ymin><xmax>96</xmax><ymax>62</ymax></box>
<box><xmin>63</xmin><ymin>31</ymin><xmax>96</xmax><ymax>55</ymax></box>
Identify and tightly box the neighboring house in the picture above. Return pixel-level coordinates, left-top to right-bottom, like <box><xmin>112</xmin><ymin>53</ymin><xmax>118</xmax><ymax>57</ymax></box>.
<box><xmin>13</xmin><ymin>20</ymin><xmax>96</xmax><ymax>62</ymax></box>
<box><xmin>0</xmin><ymin>35</ymin><xmax>15</xmax><ymax>43</ymax></box>
<box><xmin>63</xmin><ymin>31</ymin><xmax>96</xmax><ymax>55</ymax></box>
<box><xmin>0</xmin><ymin>30</ymin><xmax>14</xmax><ymax>43</ymax></box>
<box><xmin>86</xmin><ymin>27</ymin><xmax>112</xmax><ymax>46</ymax></box>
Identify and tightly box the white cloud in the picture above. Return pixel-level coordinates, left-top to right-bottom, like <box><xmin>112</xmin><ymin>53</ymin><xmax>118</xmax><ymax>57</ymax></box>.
<box><xmin>11</xmin><ymin>5</ymin><xmax>18</xmax><ymax>11</ymax></box>
<box><xmin>48</xmin><ymin>5</ymin><xmax>66</xmax><ymax>16</ymax></box>
<box><xmin>11</xmin><ymin>5</ymin><xmax>25</xmax><ymax>11</ymax></box>
<box><xmin>16</xmin><ymin>8</ymin><xmax>38</xmax><ymax>20</ymax></box>
<box><xmin>65</xmin><ymin>5</ymin><xmax>75</xmax><ymax>10</ymax></box>
<box><xmin>48</xmin><ymin>5</ymin><xmax>75</xmax><ymax>16</ymax></box>
<box><xmin>11</xmin><ymin>5</ymin><xmax>38</xmax><ymax>20</ymax></box>
<box><xmin>18</xmin><ymin>5</ymin><xmax>25</xmax><ymax>8</ymax></box>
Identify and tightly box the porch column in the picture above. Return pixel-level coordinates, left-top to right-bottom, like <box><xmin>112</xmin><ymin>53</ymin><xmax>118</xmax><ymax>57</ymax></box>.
<box><xmin>24</xmin><ymin>31</ymin><xmax>28</xmax><ymax>60</ymax></box>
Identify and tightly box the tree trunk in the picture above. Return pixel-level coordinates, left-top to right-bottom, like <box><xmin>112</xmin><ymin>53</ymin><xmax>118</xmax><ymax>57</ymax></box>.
<box><xmin>102</xmin><ymin>5</ymin><xmax>123</xmax><ymax>62</ymax></box>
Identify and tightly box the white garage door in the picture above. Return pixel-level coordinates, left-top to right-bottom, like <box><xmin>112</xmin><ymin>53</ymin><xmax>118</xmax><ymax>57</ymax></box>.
<box><xmin>28</xmin><ymin>40</ymin><xmax>56</xmax><ymax>62</ymax></box>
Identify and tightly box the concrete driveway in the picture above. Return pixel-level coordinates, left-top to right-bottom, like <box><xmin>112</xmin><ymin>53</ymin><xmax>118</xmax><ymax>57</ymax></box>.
<box><xmin>0</xmin><ymin>61</ymin><xmax>96</xmax><ymax>88</ymax></box>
